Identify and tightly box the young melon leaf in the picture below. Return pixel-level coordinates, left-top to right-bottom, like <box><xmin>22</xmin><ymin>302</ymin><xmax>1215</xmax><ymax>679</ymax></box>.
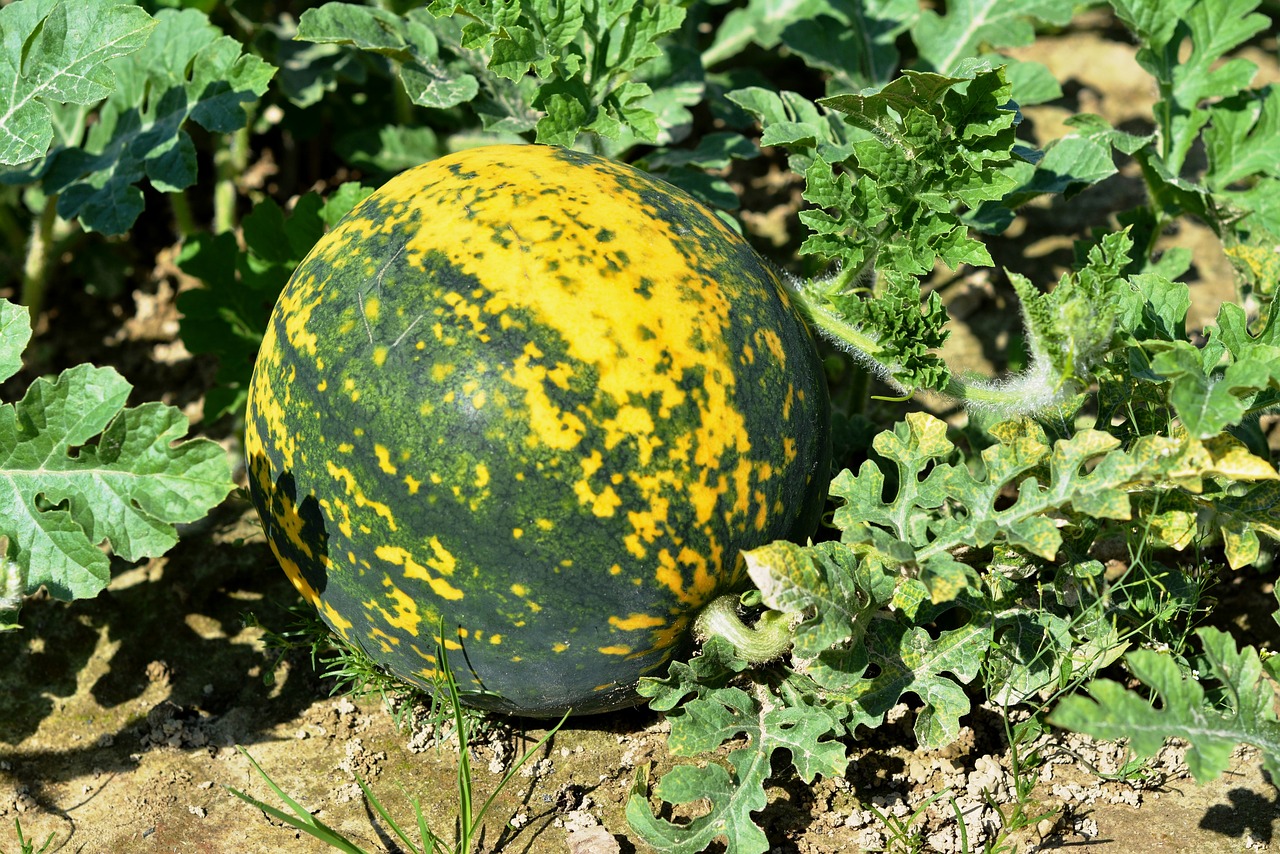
<box><xmin>0</xmin><ymin>0</ymin><xmax>155</xmax><ymax>166</ymax></box>
<box><xmin>37</xmin><ymin>7</ymin><xmax>275</xmax><ymax>234</ymax></box>
<box><xmin>993</xmin><ymin>230</ymin><xmax>1132</xmax><ymax>411</ymax></box>
<box><xmin>432</xmin><ymin>0</ymin><xmax>686</xmax><ymax>145</ymax></box>
<box><xmin>1049</xmin><ymin>627</ymin><xmax>1280</xmax><ymax>785</ymax></box>
<box><xmin>783</xmin><ymin>68</ymin><xmax>1021</xmax><ymax>396</ymax></box>
<box><xmin>0</xmin><ymin>299</ymin><xmax>235</xmax><ymax>603</ymax></box>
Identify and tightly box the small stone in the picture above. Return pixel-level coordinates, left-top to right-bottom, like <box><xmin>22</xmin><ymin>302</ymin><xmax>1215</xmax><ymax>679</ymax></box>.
<box><xmin>566</xmin><ymin>826</ymin><xmax>620</xmax><ymax>854</ymax></box>
<box><xmin>145</xmin><ymin>660</ymin><xmax>172</xmax><ymax>685</ymax></box>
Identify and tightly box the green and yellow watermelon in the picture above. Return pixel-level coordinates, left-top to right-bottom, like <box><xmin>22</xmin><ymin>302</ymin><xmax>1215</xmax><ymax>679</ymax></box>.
<box><xmin>245</xmin><ymin>144</ymin><xmax>830</xmax><ymax>716</ymax></box>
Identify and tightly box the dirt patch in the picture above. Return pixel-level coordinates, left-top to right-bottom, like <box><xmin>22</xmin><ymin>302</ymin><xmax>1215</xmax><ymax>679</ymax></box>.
<box><xmin>2</xmin><ymin>502</ymin><xmax>1276</xmax><ymax>852</ymax></box>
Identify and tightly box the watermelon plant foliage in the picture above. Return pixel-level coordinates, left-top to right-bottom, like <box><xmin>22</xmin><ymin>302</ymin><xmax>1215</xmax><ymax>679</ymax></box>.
<box><xmin>0</xmin><ymin>299</ymin><xmax>235</xmax><ymax>630</ymax></box>
<box><xmin>1050</xmin><ymin>627</ymin><xmax>1280</xmax><ymax>786</ymax></box>
<box><xmin>175</xmin><ymin>182</ymin><xmax>373</xmax><ymax>421</ymax></box>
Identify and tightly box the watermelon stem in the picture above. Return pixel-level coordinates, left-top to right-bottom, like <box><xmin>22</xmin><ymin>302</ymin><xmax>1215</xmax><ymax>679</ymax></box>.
<box><xmin>785</xmin><ymin>279</ymin><xmax>1084</xmax><ymax>416</ymax></box>
<box><xmin>693</xmin><ymin>594</ymin><xmax>796</xmax><ymax>664</ymax></box>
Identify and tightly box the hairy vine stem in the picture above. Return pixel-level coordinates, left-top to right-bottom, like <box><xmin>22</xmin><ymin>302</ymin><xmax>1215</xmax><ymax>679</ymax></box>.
<box><xmin>693</xmin><ymin>594</ymin><xmax>797</xmax><ymax>664</ymax></box>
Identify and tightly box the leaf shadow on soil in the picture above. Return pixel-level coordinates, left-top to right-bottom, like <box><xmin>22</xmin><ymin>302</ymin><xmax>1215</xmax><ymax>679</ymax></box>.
<box><xmin>0</xmin><ymin>499</ymin><xmax>329</xmax><ymax>808</ymax></box>
<box><xmin>1200</xmin><ymin>784</ymin><xmax>1278</xmax><ymax>845</ymax></box>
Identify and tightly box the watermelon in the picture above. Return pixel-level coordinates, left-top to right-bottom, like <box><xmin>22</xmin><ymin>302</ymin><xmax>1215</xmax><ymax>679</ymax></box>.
<box><xmin>245</xmin><ymin>144</ymin><xmax>830</xmax><ymax>716</ymax></box>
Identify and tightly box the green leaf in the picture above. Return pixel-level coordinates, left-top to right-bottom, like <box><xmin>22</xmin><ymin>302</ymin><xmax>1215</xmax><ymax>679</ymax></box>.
<box><xmin>0</xmin><ymin>299</ymin><xmax>234</xmax><ymax>602</ymax></box>
<box><xmin>780</xmin><ymin>68</ymin><xmax>1034</xmax><ymax>396</ymax></box>
<box><xmin>743</xmin><ymin>540</ymin><xmax>895</xmax><ymax>679</ymax></box>
<box><xmin>629</xmin><ymin>670</ymin><xmax>846</xmax><ymax>853</ymax></box>
<box><xmin>0</xmin><ymin>301</ymin><xmax>30</xmax><ymax>384</ymax></box>
<box><xmin>296</xmin><ymin>3</ymin><xmax>479</xmax><ymax>109</ymax></box>
<box><xmin>177</xmin><ymin>185</ymin><xmax>371</xmax><ymax>421</ymax></box>
<box><xmin>728</xmin><ymin>87</ymin><xmax>857</xmax><ymax>181</ymax></box>
<box><xmin>1170</xmin><ymin>0</ymin><xmax>1267</xmax><ymax>124</ymax></box>
<box><xmin>911</xmin><ymin>0</ymin><xmax>1073</xmax><ymax>77</ymax></box>
<box><xmin>431</xmin><ymin>0</ymin><xmax>685</xmax><ymax>146</ymax></box>
<box><xmin>1050</xmin><ymin>627</ymin><xmax>1280</xmax><ymax>785</ymax></box>
<box><xmin>1205</xmin><ymin>87</ymin><xmax>1280</xmax><ymax>191</ymax></box>
<box><xmin>972</xmin><ymin>229</ymin><xmax>1134</xmax><ymax>413</ymax></box>
<box><xmin>1115</xmin><ymin>271</ymin><xmax>1191</xmax><ymax>342</ymax></box>
<box><xmin>702</xmin><ymin>0</ymin><xmax>833</xmax><ymax>68</ymax></box>
<box><xmin>844</xmin><ymin>616</ymin><xmax>990</xmax><ymax>747</ymax></box>
<box><xmin>38</xmin><ymin>7</ymin><xmax>274</xmax><ymax>234</ymax></box>
<box><xmin>1108</xmin><ymin>0</ymin><xmax>1193</xmax><ymax>46</ymax></box>
<box><xmin>985</xmin><ymin>608</ymin><xmax>1073</xmax><ymax>705</ymax></box>
<box><xmin>1139</xmin><ymin>300</ymin><xmax>1280</xmax><ymax>439</ymax></box>
<box><xmin>812</xmin><ymin>67</ymin><xmax>1017</xmax><ymax>279</ymax></box>
<box><xmin>335</xmin><ymin>125</ymin><xmax>442</xmax><ymax>176</ymax></box>
<box><xmin>827</xmin><ymin>408</ymin><xmax>1264</xmax><ymax>599</ymax></box>
<box><xmin>1114</xmin><ymin>0</ymin><xmax>1267</xmax><ymax>175</ymax></box>
<box><xmin>1150</xmin><ymin>341</ymin><xmax>1280</xmax><ymax>438</ymax></box>
<box><xmin>1003</xmin><ymin>114</ymin><xmax>1152</xmax><ymax>207</ymax></box>
<box><xmin>0</xmin><ymin>0</ymin><xmax>155</xmax><ymax>166</ymax></box>
<box><xmin>777</xmin><ymin>0</ymin><xmax>918</xmax><ymax>91</ymax></box>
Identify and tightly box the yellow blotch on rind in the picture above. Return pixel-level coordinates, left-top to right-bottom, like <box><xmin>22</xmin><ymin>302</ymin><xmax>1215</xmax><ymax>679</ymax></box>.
<box><xmin>608</xmin><ymin>613</ymin><xmax>667</xmax><ymax>631</ymax></box>
<box><xmin>598</xmin><ymin>645</ymin><xmax>632</xmax><ymax>656</ymax></box>
<box><xmin>375</xmin><ymin>544</ymin><xmax>464</xmax><ymax>601</ymax></box>
<box><xmin>326</xmin><ymin>461</ymin><xmax>398</xmax><ymax>531</ymax></box>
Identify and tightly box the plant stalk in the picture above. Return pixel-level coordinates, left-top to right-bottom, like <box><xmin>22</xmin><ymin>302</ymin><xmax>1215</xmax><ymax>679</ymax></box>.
<box><xmin>21</xmin><ymin>195</ymin><xmax>61</xmax><ymax>322</ymax></box>
<box><xmin>213</xmin><ymin>124</ymin><xmax>253</xmax><ymax>234</ymax></box>
<box><xmin>170</xmin><ymin>190</ymin><xmax>198</xmax><ymax>238</ymax></box>
<box><xmin>693</xmin><ymin>594</ymin><xmax>795</xmax><ymax>664</ymax></box>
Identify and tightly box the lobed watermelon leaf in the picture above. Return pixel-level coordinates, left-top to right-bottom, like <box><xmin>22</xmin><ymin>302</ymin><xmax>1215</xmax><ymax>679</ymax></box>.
<box><xmin>0</xmin><ymin>299</ymin><xmax>235</xmax><ymax>606</ymax></box>
<box><xmin>295</xmin><ymin>3</ymin><xmax>482</xmax><ymax>111</ymax></box>
<box><xmin>629</xmin><ymin>639</ymin><xmax>847</xmax><ymax>854</ymax></box>
<box><xmin>0</xmin><ymin>0</ymin><xmax>155</xmax><ymax>167</ymax></box>
<box><xmin>911</xmin><ymin>0</ymin><xmax>1073</xmax><ymax>81</ymax></box>
<box><xmin>36</xmin><ymin>7</ymin><xmax>275</xmax><ymax>234</ymax></box>
<box><xmin>1050</xmin><ymin>627</ymin><xmax>1280</xmax><ymax>785</ymax></box>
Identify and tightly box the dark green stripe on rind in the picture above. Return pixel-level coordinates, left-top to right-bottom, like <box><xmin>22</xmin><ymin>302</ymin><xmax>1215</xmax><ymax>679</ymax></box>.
<box><xmin>245</xmin><ymin>144</ymin><xmax>830</xmax><ymax>716</ymax></box>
